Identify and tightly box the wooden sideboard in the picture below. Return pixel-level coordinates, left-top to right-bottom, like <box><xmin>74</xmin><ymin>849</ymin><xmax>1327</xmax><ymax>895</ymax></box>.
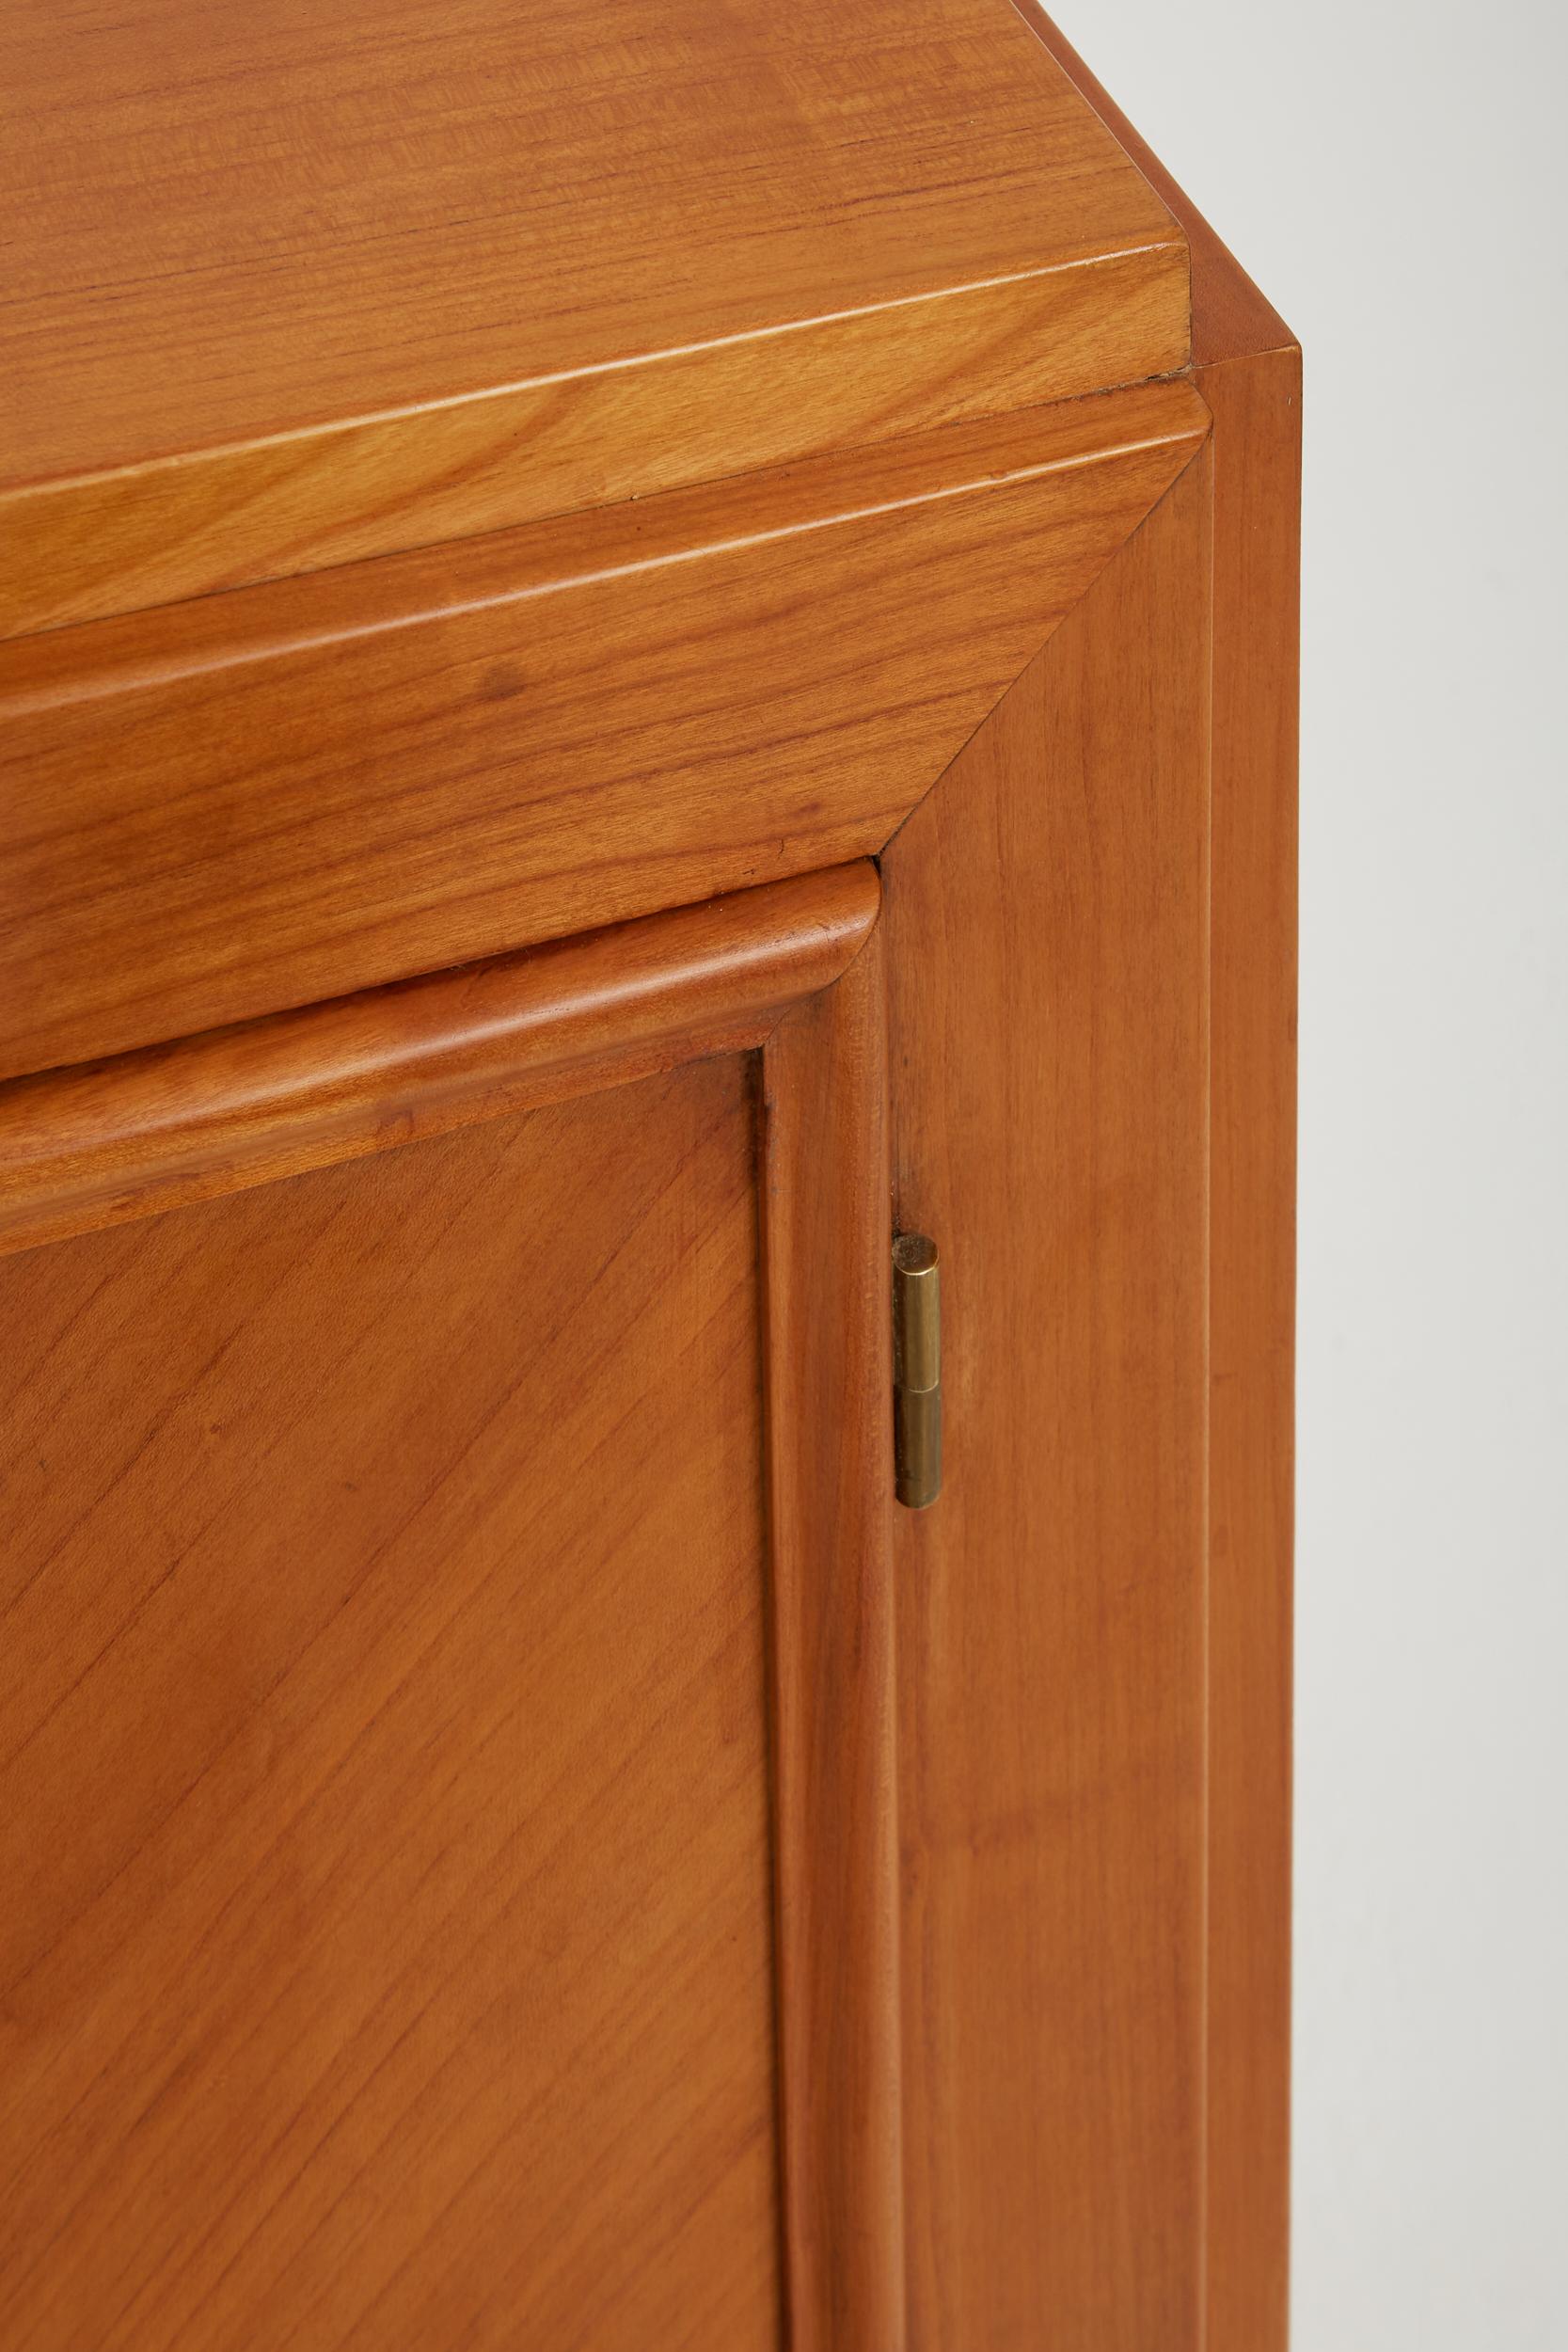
<box><xmin>0</xmin><ymin>4</ymin><xmax>1298</xmax><ymax>2345</ymax></box>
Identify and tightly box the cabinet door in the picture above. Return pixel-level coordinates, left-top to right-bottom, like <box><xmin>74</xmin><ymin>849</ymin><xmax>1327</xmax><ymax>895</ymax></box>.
<box><xmin>1</xmin><ymin>1061</ymin><xmax>785</xmax><ymax>2349</ymax></box>
<box><xmin>0</xmin><ymin>869</ymin><xmax>898</xmax><ymax>2352</ymax></box>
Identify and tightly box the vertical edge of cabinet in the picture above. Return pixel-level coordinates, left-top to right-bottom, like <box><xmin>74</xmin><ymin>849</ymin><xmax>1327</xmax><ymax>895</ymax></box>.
<box><xmin>1015</xmin><ymin>21</ymin><xmax>1301</xmax><ymax>2341</ymax></box>
<box><xmin>759</xmin><ymin>924</ymin><xmax>906</xmax><ymax>2352</ymax></box>
<box><xmin>1201</xmin><ymin>342</ymin><xmax>1301</xmax><ymax>2352</ymax></box>
<box><xmin>882</xmin><ymin>449</ymin><xmax>1214</xmax><ymax>2347</ymax></box>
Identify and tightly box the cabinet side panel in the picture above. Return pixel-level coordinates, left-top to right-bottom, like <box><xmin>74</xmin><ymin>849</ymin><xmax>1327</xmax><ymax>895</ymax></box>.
<box><xmin>1003</xmin><ymin>23</ymin><xmax>1302</xmax><ymax>2336</ymax></box>
<box><xmin>883</xmin><ymin>460</ymin><xmax>1212</xmax><ymax>2348</ymax></box>
<box><xmin>0</xmin><ymin>1058</ymin><xmax>782</xmax><ymax>2352</ymax></box>
<box><xmin>1203</xmin><ymin>343</ymin><xmax>1299</xmax><ymax>2352</ymax></box>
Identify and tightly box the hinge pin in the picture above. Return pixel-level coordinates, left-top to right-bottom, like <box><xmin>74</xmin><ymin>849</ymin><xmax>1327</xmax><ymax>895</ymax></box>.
<box><xmin>892</xmin><ymin>1232</ymin><xmax>942</xmax><ymax>1509</ymax></box>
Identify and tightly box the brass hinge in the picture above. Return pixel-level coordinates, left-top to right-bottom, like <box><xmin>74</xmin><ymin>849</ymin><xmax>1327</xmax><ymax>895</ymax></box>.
<box><xmin>892</xmin><ymin>1232</ymin><xmax>942</xmax><ymax>1509</ymax></box>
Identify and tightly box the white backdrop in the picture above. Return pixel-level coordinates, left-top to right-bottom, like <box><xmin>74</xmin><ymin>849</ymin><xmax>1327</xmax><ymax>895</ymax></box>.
<box><xmin>1039</xmin><ymin>3</ymin><xmax>1568</xmax><ymax>2342</ymax></box>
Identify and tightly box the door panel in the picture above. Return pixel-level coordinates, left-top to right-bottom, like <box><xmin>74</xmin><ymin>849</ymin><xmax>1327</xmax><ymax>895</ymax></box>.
<box><xmin>0</xmin><ymin>1057</ymin><xmax>781</xmax><ymax>2352</ymax></box>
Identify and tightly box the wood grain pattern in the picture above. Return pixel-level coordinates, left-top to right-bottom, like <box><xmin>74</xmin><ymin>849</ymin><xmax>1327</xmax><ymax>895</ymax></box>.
<box><xmin>1197</xmin><ymin>342</ymin><xmax>1300</xmax><ymax>2352</ymax></box>
<box><xmin>3</xmin><ymin>6</ymin><xmax>1300</xmax><ymax>2340</ymax></box>
<box><xmin>1023</xmin><ymin>8</ymin><xmax>1293</xmax><ymax>368</ymax></box>
<box><xmin>0</xmin><ymin>1056</ymin><xmax>782</xmax><ymax>2352</ymax></box>
<box><xmin>1</xmin><ymin>0</ymin><xmax>1184</xmax><ymax>636</ymax></box>
<box><xmin>883</xmin><ymin>454</ymin><xmax>1212</xmax><ymax>2347</ymax></box>
<box><xmin>0</xmin><ymin>383</ymin><xmax>1207</xmax><ymax>1084</ymax></box>
<box><xmin>0</xmin><ymin>862</ymin><xmax>879</xmax><ymax>1259</ymax></box>
<box><xmin>3</xmin><ymin>253</ymin><xmax>1188</xmax><ymax>644</ymax></box>
<box><xmin>761</xmin><ymin>926</ymin><xmax>903</xmax><ymax>2350</ymax></box>
<box><xmin>1025</xmin><ymin>20</ymin><xmax>1301</xmax><ymax>2338</ymax></box>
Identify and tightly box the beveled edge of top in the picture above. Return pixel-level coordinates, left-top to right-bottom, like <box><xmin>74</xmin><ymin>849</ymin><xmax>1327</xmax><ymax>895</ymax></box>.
<box><xmin>4</xmin><ymin>0</ymin><xmax>1190</xmax><ymax>639</ymax></box>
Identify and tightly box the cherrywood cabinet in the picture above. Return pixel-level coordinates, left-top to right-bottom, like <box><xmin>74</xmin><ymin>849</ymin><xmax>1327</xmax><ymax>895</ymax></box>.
<box><xmin>0</xmin><ymin>4</ymin><xmax>1297</xmax><ymax>2345</ymax></box>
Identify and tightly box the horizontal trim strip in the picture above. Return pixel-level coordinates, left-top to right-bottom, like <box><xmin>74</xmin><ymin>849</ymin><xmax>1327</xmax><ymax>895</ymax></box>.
<box><xmin>2</xmin><ymin>243</ymin><xmax>1188</xmax><ymax>641</ymax></box>
<box><xmin>0</xmin><ymin>383</ymin><xmax>1208</xmax><ymax>1082</ymax></box>
<box><xmin>0</xmin><ymin>861</ymin><xmax>879</xmax><ymax>1259</ymax></box>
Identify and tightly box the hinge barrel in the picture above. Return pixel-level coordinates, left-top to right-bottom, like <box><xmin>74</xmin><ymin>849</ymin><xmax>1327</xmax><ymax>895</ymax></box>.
<box><xmin>892</xmin><ymin>1232</ymin><xmax>942</xmax><ymax>1508</ymax></box>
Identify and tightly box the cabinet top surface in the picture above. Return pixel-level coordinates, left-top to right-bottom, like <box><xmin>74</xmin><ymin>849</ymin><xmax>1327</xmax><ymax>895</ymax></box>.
<box><xmin>4</xmin><ymin>0</ymin><xmax>1182</xmax><ymax>501</ymax></box>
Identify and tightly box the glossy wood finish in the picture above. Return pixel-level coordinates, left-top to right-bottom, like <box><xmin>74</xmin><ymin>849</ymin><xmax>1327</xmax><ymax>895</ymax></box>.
<box><xmin>883</xmin><ymin>454</ymin><xmax>1212</xmax><ymax>2347</ymax></box>
<box><xmin>0</xmin><ymin>863</ymin><xmax>879</xmax><ymax>1259</ymax></box>
<box><xmin>1026</xmin><ymin>20</ymin><xmax>1302</xmax><ymax>2339</ymax></box>
<box><xmin>1195</xmin><ymin>342</ymin><xmax>1300</xmax><ymax>2352</ymax></box>
<box><xmin>6</xmin><ymin>8</ymin><xmax>1301</xmax><ymax>2339</ymax></box>
<box><xmin>761</xmin><ymin>930</ymin><xmax>902</xmax><ymax>2350</ymax></box>
<box><xmin>1025</xmin><ymin>9</ymin><xmax>1293</xmax><ymax>368</ymax></box>
<box><xmin>0</xmin><ymin>895</ymin><xmax>917</xmax><ymax>2352</ymax></box>
<box><xmin>1</xmin><ymin>255</ymin><xmax>1190</xmax><ymax>644</ymax></box>
<box><xmin>0</xmin><ymin>383</ymin><xmax>1205</xmax><ymax>1084</ymax></box>
<box><xmin>0</xmin><ymin>1058</ymin><xmax>783</xmax><ymax>2351</ymax></box>
<box><xmin>1</xmin><ymin>0</ymin><xmax>1184</xmax><ymax>635</ymax></box>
